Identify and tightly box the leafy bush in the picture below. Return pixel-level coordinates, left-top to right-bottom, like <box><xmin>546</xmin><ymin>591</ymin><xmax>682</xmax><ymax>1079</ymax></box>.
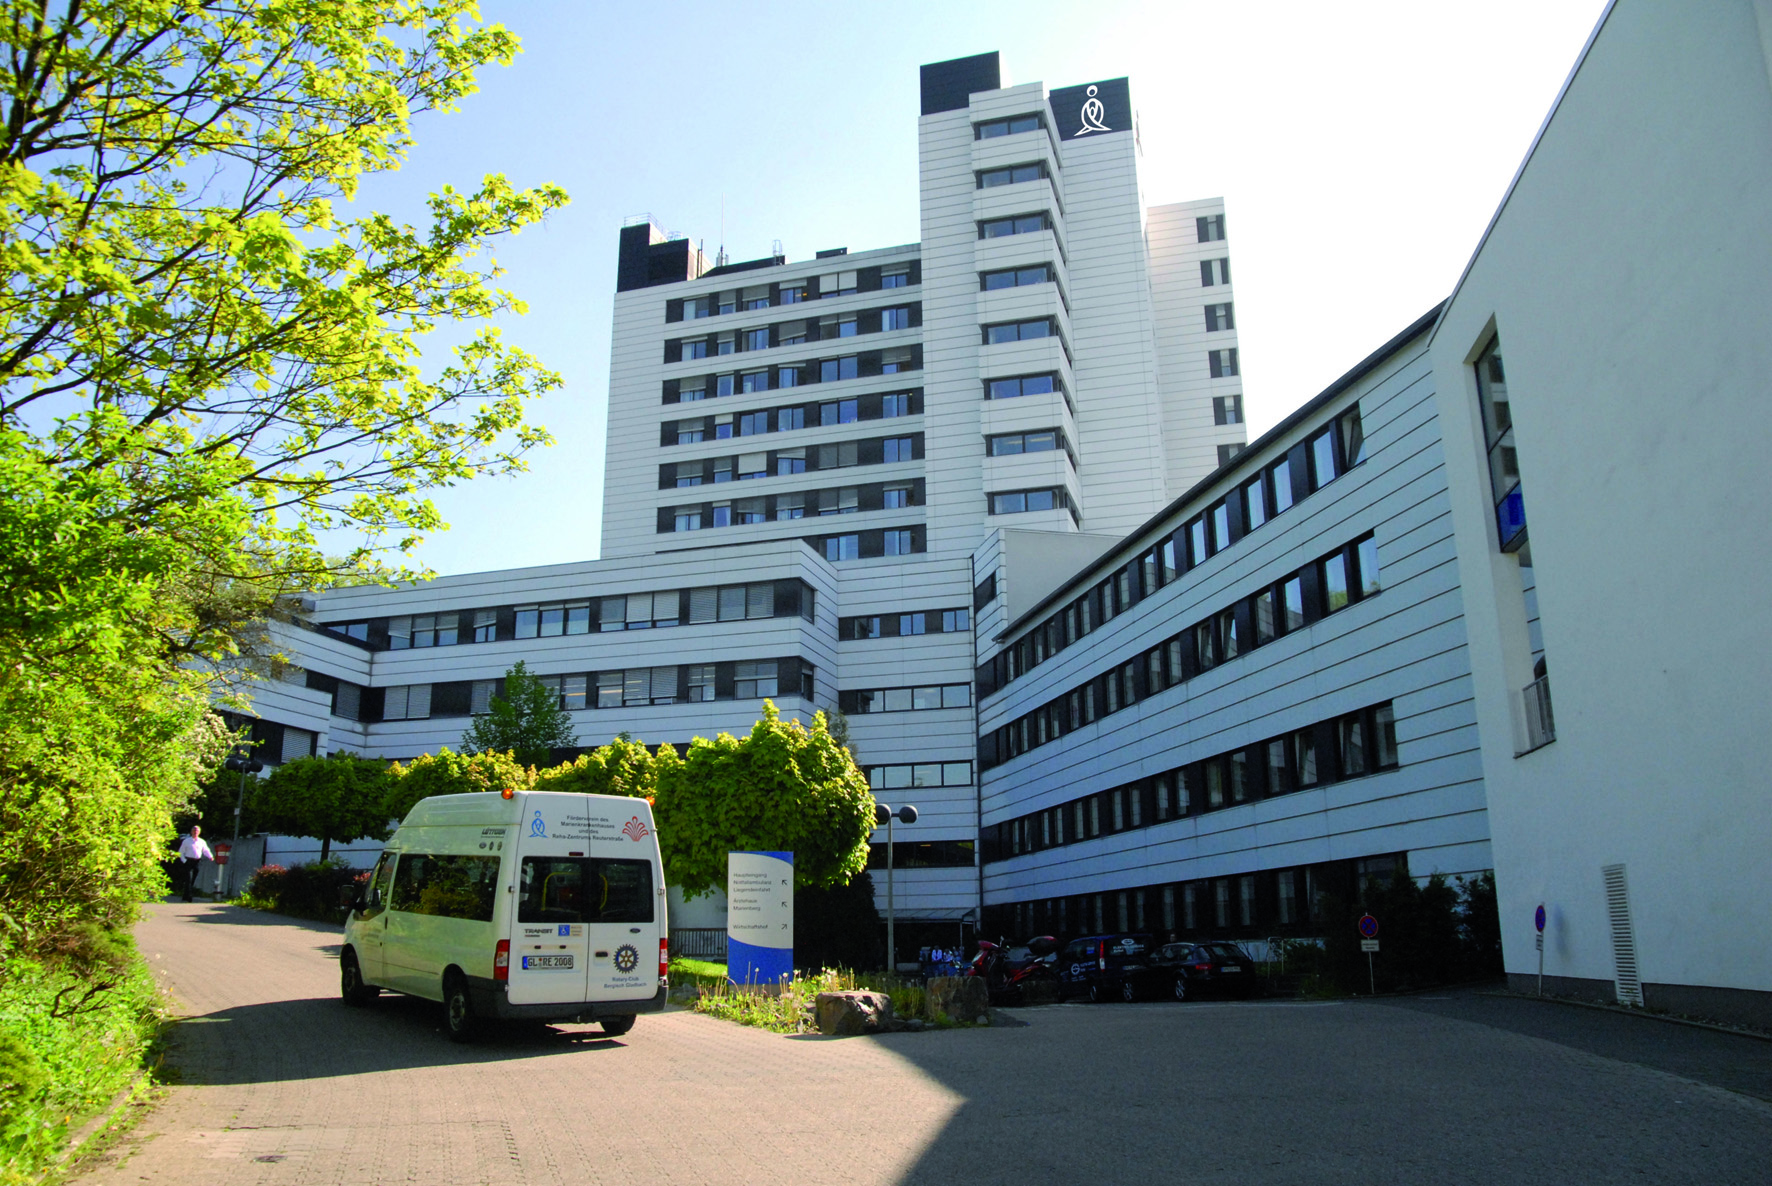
<box><xmin>0</xmin><ymin>955</ymin><xmax>162</xmax><ymax>1184</ymax></box>
<box><xmin>241</xmin><ymin>861</ymin><xmax>367</xmax><ymax>923</ymax></box>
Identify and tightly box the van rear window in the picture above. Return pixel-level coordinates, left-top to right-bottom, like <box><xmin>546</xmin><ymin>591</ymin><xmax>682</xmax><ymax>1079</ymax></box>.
<box><xmin>518</xmin><ymin>857</ymin><xmax>654</xmax><ymax>924</ymax></box>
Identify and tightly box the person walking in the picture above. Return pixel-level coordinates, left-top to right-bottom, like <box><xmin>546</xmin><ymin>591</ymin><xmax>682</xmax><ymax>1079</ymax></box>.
<box><xmin>174</xmin><ymin>825</ymin><xmax>214</xmax><ymax>902</ymax></box>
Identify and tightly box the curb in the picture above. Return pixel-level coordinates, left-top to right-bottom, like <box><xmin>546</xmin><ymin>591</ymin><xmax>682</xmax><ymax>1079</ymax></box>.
<box><xmin>53</xmin><ymin>1069</ymin><xmax>154</xmax><ymax>1173</ymax></box>
<box><xmin>1476</xmin><ymin>989</ymin><xmax>1772</xmax><ymax>1043</ymax></box>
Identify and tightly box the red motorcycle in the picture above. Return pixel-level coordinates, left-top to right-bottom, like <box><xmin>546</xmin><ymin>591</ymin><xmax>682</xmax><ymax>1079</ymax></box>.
<box><xmin>967</xmin><ymin>936</ymin><xmax>1059</xmax><ymax>1003</ymax></box>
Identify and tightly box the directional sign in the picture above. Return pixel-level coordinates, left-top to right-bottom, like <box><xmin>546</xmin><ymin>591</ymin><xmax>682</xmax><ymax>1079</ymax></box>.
<box><xmin>1535</xmin><ymin>904</ymin><xmax>1546</xmax><ymax>933</ymax></box>
<box><xmin>1358</xmin><ymin>914</ymin><xmax>1379</xmax><ymax>939</ymax></box>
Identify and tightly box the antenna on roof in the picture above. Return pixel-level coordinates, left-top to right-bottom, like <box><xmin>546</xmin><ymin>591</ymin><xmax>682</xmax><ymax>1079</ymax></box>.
<box><xmin>716</xmin><ymin>194</ymin><xmax>728</xmax><ymax>269</ymax></box>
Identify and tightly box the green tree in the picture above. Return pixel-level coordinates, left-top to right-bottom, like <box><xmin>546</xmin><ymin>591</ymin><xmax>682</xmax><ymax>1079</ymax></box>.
<box><xmin>383</xmin><ymin>748</ymin><xmax>532</xmax><ymax>823</ymax></box>
<box><xmin>249</xmin><ymin>753</ymin><xmax>391</xmax><ymax>861</ymax></box>
<box><xmin>0</xmin><ymin>1</ymin><xmax>566</xmax><ymax>639</ymax></box>
<box><xmin>534</xmin><ymin>735</ymin><xmax>657</xmax><ymax>800</ymax></box>
<box><xmin>0</xmin><ymin>1</ymin><xmax>561</xmax><ymax>953</ymax></box>
<box><xmin>460</xmin><ymin>660</ymin><xmax>577</xmax><ymax>768</ymax></box>
<box><xmin>655</xmin><ymin>703</ymin><xmax>875</xmax><ymax>899</ymax></box>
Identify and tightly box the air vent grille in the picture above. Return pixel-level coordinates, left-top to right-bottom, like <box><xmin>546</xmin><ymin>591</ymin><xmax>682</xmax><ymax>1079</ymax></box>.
<box><xmin>1602</xmin><ymin>863</ymin><xmax>1643</xmax><ymax>1006</ymax></box>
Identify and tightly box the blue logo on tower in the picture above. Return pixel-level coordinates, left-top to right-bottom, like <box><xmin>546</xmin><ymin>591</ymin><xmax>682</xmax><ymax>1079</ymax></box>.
<box><xmin>529</xmin><ymin>810</ymin><xmax>546</xmax><ymax>838</ymax></box>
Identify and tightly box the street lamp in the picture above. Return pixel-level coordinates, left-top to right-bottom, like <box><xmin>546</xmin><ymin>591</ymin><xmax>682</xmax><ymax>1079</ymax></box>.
<box><xmin>223</xmin><ymin>748</ymin><xmax>263</xmax><ymax>896</ymax></box>
<box><xmin>874</xmin><ymin>802</ymin><xmax>917</xmax><ymax>974</ymax></box>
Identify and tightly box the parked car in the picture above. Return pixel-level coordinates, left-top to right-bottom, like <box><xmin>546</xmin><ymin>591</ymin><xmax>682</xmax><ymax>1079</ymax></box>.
<box><xmin>1154</xmin><ymin>941</ymin><xmax>1257</xmax><ymax>1000</ymax></box>
<box><xmin>1055</xmin><ymin>933</ymin><xmax>1167</xmax><ymax>1003</ymax></box>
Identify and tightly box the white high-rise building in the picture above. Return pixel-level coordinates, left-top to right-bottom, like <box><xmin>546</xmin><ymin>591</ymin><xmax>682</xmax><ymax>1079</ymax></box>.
<box><xmin>237</xmin><ymin>52</ymin><xmax>1254</xmax><ymax>956</ymax></box>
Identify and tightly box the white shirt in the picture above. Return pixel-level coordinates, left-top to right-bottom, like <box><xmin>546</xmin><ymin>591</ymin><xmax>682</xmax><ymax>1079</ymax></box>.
<box><xmin>177</xmin><ymin>835</ymin><xmax>214</xmax><ymax>862</ymax></box>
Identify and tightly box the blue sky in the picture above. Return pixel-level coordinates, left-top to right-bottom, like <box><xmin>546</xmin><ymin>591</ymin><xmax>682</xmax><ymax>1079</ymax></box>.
<box><xmin>363</xmin><ymin>0</ymin><xmax>1609</xmax><ymax>577</ymax></box>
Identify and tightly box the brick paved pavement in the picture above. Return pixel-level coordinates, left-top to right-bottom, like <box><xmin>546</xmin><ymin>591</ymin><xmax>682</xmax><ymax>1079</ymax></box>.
<box><xmin>73</xmin><ymin>903</ymin><xmax>1772</xmax><ymax>1185</ymax></box>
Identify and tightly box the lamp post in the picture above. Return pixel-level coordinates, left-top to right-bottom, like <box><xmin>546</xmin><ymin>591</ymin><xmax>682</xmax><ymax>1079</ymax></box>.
<box><xmin>874</xmin><ymin>802</ymin><xmax>917</xmax><ymax>974</ymax></box>
<box><xmin>223</xmin><ymin>748</ymin><xmax>263</xmax><ymax>896</ymax></box>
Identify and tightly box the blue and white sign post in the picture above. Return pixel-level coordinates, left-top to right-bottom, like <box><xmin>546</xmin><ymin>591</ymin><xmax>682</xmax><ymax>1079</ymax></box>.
<box><xmin>727</xmin><ymin>851</ymin><xmax>793</xmax><ymax>985</ymax></box>
<box><xmin>1535</xmin><ymin>903</ymin><xmax>1547</xmax><ymax>996</ymax></box>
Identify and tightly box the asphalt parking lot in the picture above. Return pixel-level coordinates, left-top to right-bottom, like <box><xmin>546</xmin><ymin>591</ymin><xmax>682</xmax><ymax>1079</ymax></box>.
<box><xmin>73</xmin><ymin>903</ymin><xmax>1772</xmax><ymax>1186</ymax></box>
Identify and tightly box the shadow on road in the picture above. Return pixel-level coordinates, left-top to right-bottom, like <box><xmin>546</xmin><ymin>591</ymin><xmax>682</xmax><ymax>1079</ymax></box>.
<box><xmin>165</xmin><ymin>994</ymin><xmax>628</xmax><ymax>1086</ymax></box>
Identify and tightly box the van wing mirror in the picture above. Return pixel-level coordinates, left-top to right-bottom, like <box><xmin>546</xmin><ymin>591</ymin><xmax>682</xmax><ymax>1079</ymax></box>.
<box><xmin>338</xmin><ymin>884</ymin><xmax>360</xmax><ymax>910</ymax></box>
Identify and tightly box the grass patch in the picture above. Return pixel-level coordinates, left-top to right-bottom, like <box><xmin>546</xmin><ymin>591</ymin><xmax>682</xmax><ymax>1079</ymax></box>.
<box><xmin>0</xmin><ymin>953</ymin><xmax>164</xmax><ymax>1185</ymax></box>
<box><xmin>688</xmin><ymin>967</ymin><xmax>946</xmax><ymax>1034</ymax></box>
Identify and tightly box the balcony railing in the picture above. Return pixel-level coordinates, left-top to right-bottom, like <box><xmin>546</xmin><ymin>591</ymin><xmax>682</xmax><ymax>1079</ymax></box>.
<box><xmin>1518</xmin><ymin>673</ymin><xmax>1556</xmax><ymax>754</ymax></box>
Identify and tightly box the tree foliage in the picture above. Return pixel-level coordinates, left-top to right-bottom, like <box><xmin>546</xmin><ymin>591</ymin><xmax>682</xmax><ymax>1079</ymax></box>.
<box><xmin>460</xmin><ymin>660</ymin><xmax>576</xmax><ymax>768</ymax></box>
<box><xmin>382</xmin><ymin>748</ymin><xmax>531</xmax><ymax>822</ymax></box>
<box><xmin>249</xmin><ymin>753</ymin><xmax>391</xmax><ymax>860</ymax></box>
<box><xmin>655</xmin><ymin>704</ymin><xmax>875</xmax><ymax>900</ymax></box>
<box><xmin>0</xmin><ymin>0</ymin><xmax>558</xmax><ymax>966</ymax></box>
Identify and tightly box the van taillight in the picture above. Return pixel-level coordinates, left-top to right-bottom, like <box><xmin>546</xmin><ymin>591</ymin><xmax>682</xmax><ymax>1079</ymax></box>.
<box><xmin>1097</xmin><ymin>941</ymin><xmax>1107</xmax><ymax>971</ymax></box>
<box><xmin>659</xmin><ymin>937</ymin><xmax>670</xmax><ymax>982</ymax></box>
<box><xmin>494</xmin><ymin>939</ymin><xmax>510</xmax><ymax>982</ymax></box>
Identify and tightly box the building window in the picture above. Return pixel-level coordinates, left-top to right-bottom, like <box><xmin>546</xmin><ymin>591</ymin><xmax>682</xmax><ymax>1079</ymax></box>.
<box><xmin>779</xmin><ymin>283</ymin><xmax>805</xmax><ymax>304</ymax></box>
<box><xmin>682</xmin><ymin>339</ymin><xmax>709</xmax><ymax>360</ymax></box>
<box><xmin>472</xmin><ymin>610</ymin><xmax>496</xmax><ymax>643</ymax></box>
<box><xmin>985</xmin><ymin>373</ymin><xmax>1060</xmax><ymax>400</ymax></box>
<box><xmin>824</xmin><ymin>534</ymin><xmax>860</xmax><ymax>561</ymax></box>
<box><xmin>777</xmin><ymin>366</ymin><xmax>800</xmax><ymax>388</ymax></box>
<box><xmin>884</xmin><ymin>528</ymin><xmax>914</xmax><ymax>555</ymax></box>
<box><xmin>881</xmin><ymin>267</ymin><xmax>910</xmax><ymax>289</ymax></box>
<box><xmin>820</xmin><ymin>356</ymin><xmax>859</xmax><ymax>382</ymax></box>
<box><xmin>775</xmin><ymin>494</ymin><xmax>805</xmax><ymax>520</ymax></box>
<box><xmin>1200</xmin><ymin>257</ymin><xmax>1230</xmax><ymax>286</ymax></box>
<box><xmin>1217</xmin><ymin>443</ymin><xmax>1244</xmax><ymax>465</ymax></box>
<box><xmin>1474</xmin><ymin>336</ymin><xmax>1526</xmax><ymax>552</ymax></box>
<box><xmin>975</xmin><ymin>113</ymin><xmax>1043</xmax><ymax>139</ymax></box>
<box><xmin>883</xmin><ymin>307</ymin><xmax>912</xmax><ymax>331</ymax></box>
<box><xmin>985</xmin><ymin>318</ymin><xmax>1054</xmax><ymax>345</ymax></box>
<box><xmin>1204</xmin><ymin>303</ymin><xmax>1235</xmax><ymax>332</ymax></box>
<box><xmin>879</xmin><ymin>437</ymin><xmax>912</xmax><ymax>463</ymax></box>
<box><xmin>1197</xmin><ymin>214</ymin><xmax>1226</xmax><ymax>242</ymax></box>
<box><xmin>742</xmin><ymin>328</ymin><xmax>769</xmax><ymax>351</ymax></box>
<box><xmin>820</xmin><ymin>270</ymin><xmax>857</xmax><ymax>297</ymax></box>
<box><xmin>776</xmin><ymin>448</ymin><xmax>806</xmax><ymax>475</ymax></box>
<box><xmin>981</xmin><ymin>264</ymin><xmax>1054</xmax><ymax>291</ymax></box>
<box><xmin>866</xmin><ymin>761</ymin><xmax>973</xmax><ymax>789</ymax></box>
<box><xmin>741</xmin><ymin>370</ymin><xmax>768</xmax><ymax>394</ymax></box>
<box><xmin>883</xmin><ymin>485</ymin><xmax>912</xmax><ymax>509</ymax></box>
<box><xmin>833</xmin><ymin>316</ymin><xmax>858</xmax><ymax>338</ymax></box>
<box><xmin>1244</xmin><ymin>475</ymin><xmax>1267</xmax><ymax>530</ymax></box>
<box><xmin>674</xmin><ymin>507</ymin><xmax>702</xmax><ymax>532</ymax></box>
<box><xmin>942</xmin><ymin>608</ymin><xmax>969</xmax><ymax>632</ymax></box>
<box><xmin>716</xmin><ymin>333</ymin><xmax>734</xmax><ymax>356</ymax></box>
<box><xmin>738</xmin><ymin>411</ymin><xmax>769</xmax><ymax>436</ymax></box>
<box><xmin>683</xmin><ymin>665</ymin><xmax>715</xmax><ymax>702</ymax></box>
<box><xmin>734</xmin><ymin>661</ymin><xmax>778</xmax><ymax>699</ymax></box>
<box><xmin>987</xmin><ymin>429</ymin><xmax>1062</xmax><ymax>456</ymax></box>
<box><xmin>1310</xmin><ymin>427</ymin><xmax>1339</xmax><ymax>488</ymax></box>
<box><xmin>1339</xmin><ymin>405</ymin><xmax>1367</xmax><ymax>468</ymax></box>
<box><xmin>1208</xmin><ymin>348</ymin><xmax>1239</xmax><ymax>378</ymax></box>
<box><xmin>978</xmin><ymin>162</ymin><xmax>1045</xmax><ymax>188</ymax></box>
<box><xmin>684</xmin><ymin>296</ymin><xmax>711</xmax><ymax>319</ymax></box>
<box><xmin>1213</xmin><ymin>395</ymin><xmax>1243</xmax><ymax>426</ymax></box>
<box><xmin>881</xmin><ymin>393</ymin><xmax>912</xmax><ymax>417</ymax></box>
<box><xmin>990</xmin><ymin>488</ymin><xmax>1059</xmax><ymax>515</ymax></box>
<box><xmin>979</xmin><ymin>213</ymin><xmax>1053</xmax><ymax>239</ymax></box>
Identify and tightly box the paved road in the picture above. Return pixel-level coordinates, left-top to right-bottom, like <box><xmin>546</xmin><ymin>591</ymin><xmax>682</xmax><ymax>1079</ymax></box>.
<box><xmin>76</xmin><ymin>903</ymin><xmax>1772</xmax><ymax>1186</ymax></box>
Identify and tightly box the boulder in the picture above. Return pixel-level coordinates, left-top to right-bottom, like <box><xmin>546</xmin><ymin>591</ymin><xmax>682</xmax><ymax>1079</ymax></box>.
<box><xmin>925</xmin><ymin>975</ymin><xmax>990</xmax><ymax>1022</ymax></box>
<box><xmin>814</xmin><ymin>990</ymin><xmax>895</xmax><ymax>1036</ymax></box>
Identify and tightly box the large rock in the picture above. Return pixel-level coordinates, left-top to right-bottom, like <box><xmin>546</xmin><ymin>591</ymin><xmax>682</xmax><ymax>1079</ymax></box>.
<box><xmin>815</xmin><ymin>990</ymin><xmax>895</xmax><ymax>1036</ymax></box>
<box><xmin>925</xmin><ymin>975</ymin><xmax>990</xmax><ymax>1022</ymax></box>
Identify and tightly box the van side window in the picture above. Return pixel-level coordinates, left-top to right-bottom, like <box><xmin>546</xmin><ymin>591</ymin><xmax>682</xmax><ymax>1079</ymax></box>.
<box><xmin>364</xmin><ymin>851</ymin><xmax>395</xmax><ymax>912</ymax></box>
<box><xmin>388</xmin><ymin>853</ymin><xmax>498</xmax><ymax>922</ymax></box>
<box><xmin>518</xmin><ymin>857</ymin><xmax>654</xmax><ymax>925</ymax></box>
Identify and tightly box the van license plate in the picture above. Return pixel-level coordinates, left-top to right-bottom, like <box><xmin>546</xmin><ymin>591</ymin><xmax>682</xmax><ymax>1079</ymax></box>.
<box><xmin>522</xmin><ymin>955</ymin><xmax>574</xmax><ymax>970</ymax></box>
<box><xmin>1220</xmin><ymin>966</ymin><xmax>1241</xmax><ymax>973</ymax></box>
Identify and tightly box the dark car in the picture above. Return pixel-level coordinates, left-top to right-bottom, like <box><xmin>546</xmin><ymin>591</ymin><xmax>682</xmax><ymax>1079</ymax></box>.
<box><xmin>1056</xmin><ymin>933</ymin><xmax>1167</xmax><ymax>1003</ymax></box>
<box><xmin>1155</xmin><ymin>941</ymin><xmax>1257</xmax><ymax>1000</ymax></box>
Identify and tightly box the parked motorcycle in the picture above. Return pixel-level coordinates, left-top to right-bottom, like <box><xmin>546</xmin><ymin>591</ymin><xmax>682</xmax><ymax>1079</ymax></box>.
<box><xmin>967</xmin><ymin>935</ymin><xmax>1059</xmax><ymax>1003</ymax></box>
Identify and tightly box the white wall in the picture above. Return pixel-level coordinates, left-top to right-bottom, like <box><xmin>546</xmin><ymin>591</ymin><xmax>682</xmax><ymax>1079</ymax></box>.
<box><xmin>1430</xmin><ymin>0</ymin><xmax>1772</xmax><ymax>1016</ymax></box>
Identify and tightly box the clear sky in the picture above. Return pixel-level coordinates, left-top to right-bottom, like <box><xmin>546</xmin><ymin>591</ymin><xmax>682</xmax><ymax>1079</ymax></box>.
<box><xmin>367</xmin><ymin>0</ymin><xmax>1610</xmax><ymax>577</ymax></box>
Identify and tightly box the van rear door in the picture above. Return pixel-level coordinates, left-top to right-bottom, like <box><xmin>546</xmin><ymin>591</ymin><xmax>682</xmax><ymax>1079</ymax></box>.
<box><xmin>509</xmin><ymin>853</ymin><xmax>594</xmax><ymax>1006</ymax></box>
<box><xmin>581</xmin><ymin>855</ymin><xmax>659</xmax><ymax>1001</ymax></box>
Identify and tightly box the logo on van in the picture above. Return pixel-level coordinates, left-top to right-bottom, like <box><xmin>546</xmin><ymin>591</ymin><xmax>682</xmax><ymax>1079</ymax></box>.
<box><xmin>622</xmin><ymin>816</ymin><xmax>651</xmax><ymax>842</ymax></box>
<box><xmin>614</xmin><ymin>944</ymin><xmax>639</xmax><ymax>973</ymax></box>
<box><xmin>529</xmin><ymin>810</ymin><xmax>546</xmax><ymax>838</ymax></box>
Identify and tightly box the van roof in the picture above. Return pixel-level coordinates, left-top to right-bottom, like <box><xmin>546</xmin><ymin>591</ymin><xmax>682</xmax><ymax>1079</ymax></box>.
<box><xmin>397</xmin><ymin>790</ymin><xmax>656</xmax><ymax>832</ymax></box>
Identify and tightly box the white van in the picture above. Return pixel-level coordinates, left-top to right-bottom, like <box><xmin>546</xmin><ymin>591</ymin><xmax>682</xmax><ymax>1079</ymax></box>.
<box><xmin>340</xmin><ymin>790</ymin><xmax>668</xmax><ymax>1041</ymax></box>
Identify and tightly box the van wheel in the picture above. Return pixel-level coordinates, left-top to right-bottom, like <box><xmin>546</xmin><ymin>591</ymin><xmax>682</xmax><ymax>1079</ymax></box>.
<box><xmin>340</xmin><ymin>950</ymin><xmax>378</xmax><ymax>1006</ymax></box>
<box><xmin>1120</xmin><ymin>979</ymin><xmax>1138</xmax><ymax>1003</ymax></box>
<box><xmin>1087</xmin><ymin>982</ymin><xmax>1105</xmax><ymax>1004</ymax></box>
<box><xmin>1172</xmin><ymin>976</ymin><xmax>1189</xmax><ymax>1002</ymax></box>
<box><xmin>444</xmin><ymin>974</ymin><xmax>477</xmax><ymax>1043</ymax></box>
<box><xmin>599</xmin><ymin>1014</ymin><xmax>636</xmax><ymax>1037</ymax></box>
